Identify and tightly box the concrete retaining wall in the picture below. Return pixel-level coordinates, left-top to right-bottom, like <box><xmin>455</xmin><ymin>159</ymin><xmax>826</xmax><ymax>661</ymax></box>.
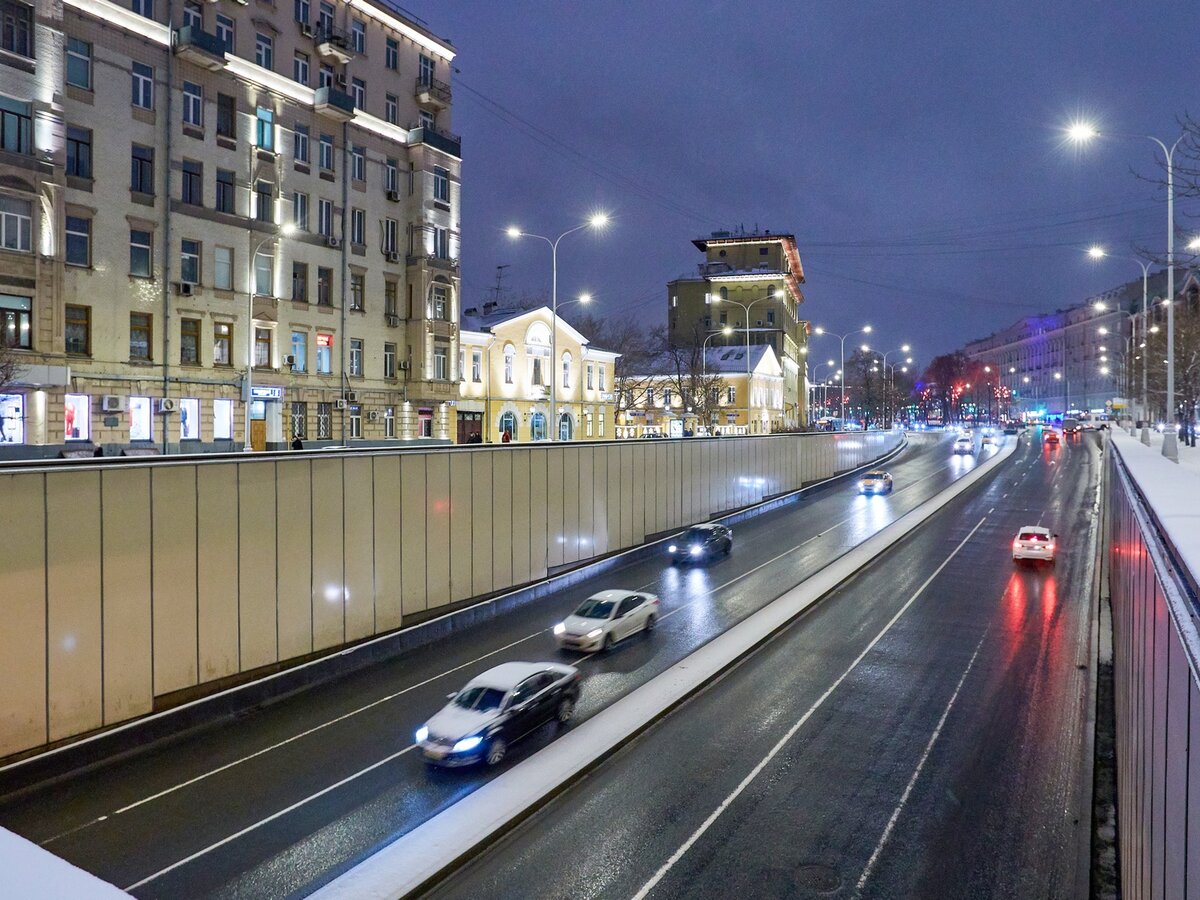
<box><xmin>0</xmin><ymin>431</ymin><xmax>900</xmax><ymax>759</ymax></box>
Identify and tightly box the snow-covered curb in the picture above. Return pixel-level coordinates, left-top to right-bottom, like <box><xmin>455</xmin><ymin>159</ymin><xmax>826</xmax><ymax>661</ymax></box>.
<box><xmin>309</xmin><ymin>438</ymin><xmax>1017</xmax><ymax>899</ymax></box>
<box><xmin>0</xmin><ymin>829</ymin><xmax>129</xmax><ymax>898</ymax></box>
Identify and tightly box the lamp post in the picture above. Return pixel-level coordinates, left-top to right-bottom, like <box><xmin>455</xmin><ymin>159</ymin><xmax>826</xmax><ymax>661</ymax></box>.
<box><xmin>506</xmin><ymin>214</ymin><xmax>608</xmax><ymax>441</ymax></box>
<box><xmin>879</xmin><ymin>344</ymin><xmax>911</xmax><ymax>427</ymax></box>
<box><xmin>712</xmin><ymin>293</ymin><xmax>776</xmax><ymax>434</ymax></box>
<box><xmin>812</xmin><ymin>359</ymin><xmax>836</xmax><ymax>418</ymax></box>
<box><xmin>1088</xmin><ymin>246</ymin><xmax>1152</xmax><ymax>440</ymax></box>
<box><xmin>244</xmin><ymin>223</ymin><xmax>296</xmax><ymax>451</ymax></box>
<box><xmin>1071</xmin><ymin>123</ymin><xmax>1182</xmax><ymax>460</ymax></box>
<box><xmin>812</xmin><ymin>324</ymin><xmax>872</xmax><ymax>425</ymax></box>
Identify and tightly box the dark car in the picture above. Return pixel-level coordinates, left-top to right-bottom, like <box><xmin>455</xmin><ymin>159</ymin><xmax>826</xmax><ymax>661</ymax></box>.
<box><xmin>668</xmin><ymin>523</ymin><xmax>732</xmax><ymax>563</ymax></box>
<box><xmin>416</xmin><ymin>661</ymin><xmax>582</xmax><ymax>767</ymax></box>
<box><xmin>1003</xmin><ymin>424</ymin><xmax>1019</xmax><ymax>435</ymax></box>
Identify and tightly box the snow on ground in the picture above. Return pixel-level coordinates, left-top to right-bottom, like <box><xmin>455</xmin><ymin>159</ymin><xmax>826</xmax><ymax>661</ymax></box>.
<box><xmin>1</xmin><ymin>828</ymin><xmax>129</xmax><ymax>898</ymax></box>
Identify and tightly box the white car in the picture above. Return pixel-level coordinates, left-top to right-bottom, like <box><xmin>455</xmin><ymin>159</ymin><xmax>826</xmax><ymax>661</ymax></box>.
<box><xmin>952</xmin><ymin>436</ymin><xmax>974</xmax><ymax>454</ymax></box>
<box><xmin>554</xmin><ymin>590</ymin><xmax>660</xmax><ymax>652</ymax></box>
<box><xmin>1012</xmin><ymin>526</ymin><xmax>1057</xmax><ymax>564</ymax></box>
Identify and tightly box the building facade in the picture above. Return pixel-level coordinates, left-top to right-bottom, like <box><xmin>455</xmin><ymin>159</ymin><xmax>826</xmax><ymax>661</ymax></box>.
<box><xmin>667</xmin><ymin>230</ymin><xmax>808</xmax><ymax>430</ymax></box>
<box><xmin>457</xmin><ymin>305</ymin><xmax>619</xmax><ymax>443</ymax></box>
<box><xmin>0</xmin><ymin>0</ymin><xmax>460</xmax><ymax>458</ymax></box>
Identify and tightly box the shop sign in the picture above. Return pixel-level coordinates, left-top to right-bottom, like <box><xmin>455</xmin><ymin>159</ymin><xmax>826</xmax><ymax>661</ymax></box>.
<box><xmin>251</xmin><ymin>386</ymin><xmax>285</xmax><ymax>400</ymax></box>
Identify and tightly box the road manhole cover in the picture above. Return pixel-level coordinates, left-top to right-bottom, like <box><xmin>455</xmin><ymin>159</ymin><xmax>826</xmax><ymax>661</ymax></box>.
<box><xmin>794</xmin><ymin>863</ymin><xmax>841</xmax><ymax>893</ymax></box>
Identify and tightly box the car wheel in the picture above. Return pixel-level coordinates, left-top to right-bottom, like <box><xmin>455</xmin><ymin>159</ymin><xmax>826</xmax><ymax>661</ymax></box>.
<box><xmin>645</xmin><ymin>614</ymin><xmax>657</xmax><ymax>634</ymax></box>
<box><xmin>486</xmin><ymin>737</ymin><xmax>507</xmax><ymax>766</ymax></box>
<box><xmin>602</xmin><ymin>632</ymin><xmax>614</xmax><ymax>652</ymax></box>
<box><xmin>724</xmin><ymin>541</ymin><xmax>732</xmax><ymax>555</ymax></box>
<box><xmin>556</xmin><ymin>696</ymin><xmax>575</xmax><ymax>725</ymax></box>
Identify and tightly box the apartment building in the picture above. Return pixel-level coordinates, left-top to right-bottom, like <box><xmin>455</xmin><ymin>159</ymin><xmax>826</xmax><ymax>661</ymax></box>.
<box><xmin>457</xmin><ymin>304</ymin><xmax>620</xmax><ymax>442</ymax></box>
<box><xmin>667</xmin><ymin>229</ymin><xmax>808</xmax><ymax>430</ymax></box>
<box><xmin>0</xmin><ymin>0</ymin><xmax>460</xmax><ymax>458</ymax></box>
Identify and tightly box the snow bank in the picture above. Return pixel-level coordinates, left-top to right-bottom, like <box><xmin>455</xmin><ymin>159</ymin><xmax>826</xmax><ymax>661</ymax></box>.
<box><xmin>0</xmin><ymin>828</ymin><xmax>129</xmax><ymax>898</ymax></box>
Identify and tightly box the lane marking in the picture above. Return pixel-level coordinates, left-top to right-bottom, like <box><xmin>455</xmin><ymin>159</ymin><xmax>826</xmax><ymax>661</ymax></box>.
<box><xmin>123</xmin><ymin>744</ymin><xmax>417</xmax><ymax>890</ymax></box>
<box><xmin>629</xmin><ymin>516</ymin><xmax>989</xmax><ymax>900</ymax></box>
<box><xmin>855</xmin><ymin>627</ymin><xmax>989</xmax><ymax>891</ymax></box>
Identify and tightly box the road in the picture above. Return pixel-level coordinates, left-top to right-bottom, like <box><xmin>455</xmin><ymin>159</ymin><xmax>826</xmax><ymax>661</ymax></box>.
<box><xmin>1</xmin><ymin>432</ymin><xmax>992</xmax><ymax>899</ymax></box>
<box><xmin>430</xmin><ymin>430</ymin><xmax>1101</xmax><ymax>900</ymax></box>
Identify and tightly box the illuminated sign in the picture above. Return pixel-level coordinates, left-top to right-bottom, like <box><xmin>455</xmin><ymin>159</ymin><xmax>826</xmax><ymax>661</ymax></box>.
<box><xmin>250</xmin><ymin>386</ymin><xmax>284</xmax><ymax>400</ymax></box>
<box><xmin>316</xmin><ymin>333</ymin><xmax>333</xmax><ymax>347</ymax></box>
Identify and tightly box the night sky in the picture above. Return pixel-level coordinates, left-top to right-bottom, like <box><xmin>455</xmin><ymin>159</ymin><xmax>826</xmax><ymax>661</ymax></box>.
<box><xmin>424</xmin><ymin>0</ymin><xmax>1198</xmax><ymax>363</ymax></box>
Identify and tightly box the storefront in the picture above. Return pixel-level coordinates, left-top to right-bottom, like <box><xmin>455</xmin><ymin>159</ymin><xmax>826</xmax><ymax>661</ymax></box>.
<box><xmin>248</xmin><ymin>386</ymin><xmax>285</xmax><ymax>451</ymax></box>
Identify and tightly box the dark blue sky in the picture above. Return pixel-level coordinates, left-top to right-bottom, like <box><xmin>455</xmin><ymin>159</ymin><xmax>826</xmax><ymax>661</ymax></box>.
<box><xmin>426</xmin><ymin>0</ymin><xmax>1197</xmax><ymax>362</ymax></box>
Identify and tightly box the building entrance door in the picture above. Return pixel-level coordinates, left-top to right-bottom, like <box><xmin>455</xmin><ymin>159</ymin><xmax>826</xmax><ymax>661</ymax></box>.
<box><xmin>251</xmin><ymin>419</ymin><xmax>267</xmax><ymax>451</ymax></box>
<box><xmin>457</xmin><ymin>412</ymin><xmax>482</xmax><ymax>444</ymax></box>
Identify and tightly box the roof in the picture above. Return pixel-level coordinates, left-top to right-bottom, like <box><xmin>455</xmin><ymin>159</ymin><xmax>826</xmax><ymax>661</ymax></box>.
<box><xmin>467</xmin><ymin>661</ymin><xmax>562</xmax><ymax>691</ymax></box>
<box><xmin>703</xmin><ymin>345</ymin><xmax>778</xmax><ymax>374</ymax></box>
<box><xmin>692</xmin><ymin>231</ymin><xmax>796</xmax><ymax>251</ymax></box>
<box><xmin>1017</xmin><ymin>525</ymin><xmax>1051</xmax><ymax>535</ymax></box>
<box><xmin>585</xmin><ymin>589</ymin><xmax>634</xmax><ymax>602</ymax></box>
<box><xmin>460</xmin><ymin>305</ymin><xmax>590</xmax><ymax>347</ymax></box>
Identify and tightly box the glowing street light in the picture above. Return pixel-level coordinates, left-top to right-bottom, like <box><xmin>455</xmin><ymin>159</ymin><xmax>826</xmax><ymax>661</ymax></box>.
<box><xmin>1067</xmin><ymin>121</ymin><xmax>1099</xmax><ymax>144</ymax></box>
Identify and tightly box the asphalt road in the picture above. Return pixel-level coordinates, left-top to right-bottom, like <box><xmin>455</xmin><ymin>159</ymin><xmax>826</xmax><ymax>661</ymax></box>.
<box><xmin>0</xmin><ymin>431</ymin><xmax>993</xmax><ymax>899</ymax></box>
<box><xmin>429</xmin><ymin>429</ymin><xmax>1101</xmax><ymax>900</ymax></box>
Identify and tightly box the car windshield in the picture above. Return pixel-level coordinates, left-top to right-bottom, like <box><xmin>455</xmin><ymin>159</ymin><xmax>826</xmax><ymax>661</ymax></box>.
<box><xmin>574</xmin><ymin>598</ymin><xmax>616</xmax><ymax>619</ymax></box>
<box><xmin>1018</xmin><ymin>532</ymin><xmax>1046</xmax><ymax>541</ymax></box>
<box><xmin>864</xmin><ymin>472</ymin><xmax>885</xmax><ymax>478</ymax></box>
<box><xmin>685</xmin><ymin>527</ymin><xmax>713</xmax><ymax>540</ymax></box>
<box><xmin>453</xmin><ymin>686</ymin><xmax>506</xmax><ymax>712</ymax></box>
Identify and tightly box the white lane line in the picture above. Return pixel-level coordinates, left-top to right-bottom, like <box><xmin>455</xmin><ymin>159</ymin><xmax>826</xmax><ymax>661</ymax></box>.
<box><xmin>855</xmin><ymin>627</ymin><xmax>989</xmax><ymax>892</ymax></box>
<box><xmin>630</xmin><ymin>516</ymin><xmax>989</xmax><ymax>900</ymax></box>
<box><xmin>123</xmin><ymin>744</ymin><xmax>417</xmax><ymax>891</ymax></box>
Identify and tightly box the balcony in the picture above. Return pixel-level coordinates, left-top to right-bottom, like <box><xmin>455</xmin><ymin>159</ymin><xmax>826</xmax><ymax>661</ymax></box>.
<box><xmin>314</xmin><ymin>25</ymin><xmax>353</xmax><ymax>64</ymax></box>
<box><xmin>406</xmin><ymin>253</ymin><xmax>459</xmax><ymax>273</ymax></box>
<box><xmin>414</xmin><ymin>76</ymin><xmax>451</xmax><ymax>110</ymax></box>
<box><xmin>407</xmin><ymin>125</ymin><xmax>461</xmax><ymax>159</ymax></box>
<box><xmin>173</xmin><ymin>25</ymin><xmax>227</xmax><ymax>70</ymax></box>
<box><xmin>314</xmin><ymin>85</ymin><xmax>355</xmax><ymax>121</ymax></box>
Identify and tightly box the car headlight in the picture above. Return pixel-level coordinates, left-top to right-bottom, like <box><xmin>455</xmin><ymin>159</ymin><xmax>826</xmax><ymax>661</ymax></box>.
<box><xmin>553</xmin><ymin>622</ymin><xmax>566</xmax><ymax>635</ymax></box>
<box><xmin>452</xmin><ymin>735</ymin><xmax>482</xmax><ymax>753</ymax></box>
<box><xmin>587</xmin><ymin>628</ymin><xmax>603</xmax><ymax>639</ymax></box>
<box><xmin>415</xmin><ymin>726</ymin><xmax>429</xmax><ymax>743</ymax></box>
<box><xmin>690</xmin><ymin>545</ymin><xmax>703</xmax><ymax>555</ymax></box>
<box><xmin>668</xmin><ymin>544</ymin><xmax>677</xmax><ymax>553</ymax></box>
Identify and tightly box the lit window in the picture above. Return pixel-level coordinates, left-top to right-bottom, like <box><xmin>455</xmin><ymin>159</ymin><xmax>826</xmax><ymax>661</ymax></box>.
<box><xmin>255</xmin><ymin>107</ymin><xmax>274</xmax><ymax>151</ymax></box>
<box><xmin>349</xmin><ymin>338</ymin><xmax>363</xmax><ymax>375</ymax></box>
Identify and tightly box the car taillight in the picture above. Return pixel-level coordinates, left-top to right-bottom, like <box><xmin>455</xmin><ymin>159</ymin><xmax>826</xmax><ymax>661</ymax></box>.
<box><xmin>1047</xmin><ymin>543</ymin><xmax>1055</xmax><ymax>552</ymax></box>
<box><xmin>1013</xmin><ymin>540</ymin><xmax>1021</xmax><ymax>549</ymax></box>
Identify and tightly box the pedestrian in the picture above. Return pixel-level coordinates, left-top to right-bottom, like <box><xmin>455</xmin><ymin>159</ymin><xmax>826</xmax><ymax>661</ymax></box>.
<box><xmin>291</xmin><ymin>436</ymin><xmax>303</xmax><ymax>450</ymax></box>
<box><xmin>501</xmin><ymin>430</ymin><xmax>511</xmax><ymax>443</ymax></box>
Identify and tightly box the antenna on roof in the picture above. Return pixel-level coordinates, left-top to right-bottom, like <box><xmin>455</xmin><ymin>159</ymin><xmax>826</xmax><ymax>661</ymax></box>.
<box><xmin>489</xmin><ymin>264</ymin><xmax>510</xmax><ymax>305</ymax></box>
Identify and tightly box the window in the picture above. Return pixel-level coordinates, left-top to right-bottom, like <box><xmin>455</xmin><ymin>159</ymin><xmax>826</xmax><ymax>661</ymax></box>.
<box><xmin>215</xmin><ymin>168</ymin><xmax>234</xmax><ymax>213</ymax></box>
<box><xmin>255</xmin><ymin>327</ymin><xmax>271</xmax><ymax>367</ymax></box>
<box><xmin>418</xmin><ymin>53</ymin><xmax>434</xmax><ymax>85</ymax></box>
<box><xmin>180</xmin><ymin>238</ymin><xmax>200</xmax><ymax>284</ymax></box>
<box><xmin>255</xmin><ymin>107</ymin><xmax>274</xmax><ymax>151</ymax></box>
<box><xmin>350</xmin><ymin>18</ymin><xmax>364</xmax><ymax>52</ymax></box>
<box><xmin>255</xmin><ymin>33</ymin><xmax>272</xmax><ymax>69</ymax></box>
<box><xmin>0</xmin><ymin>96</ymin><xmax>31</xmax><ymax>154</ymax></box>
<box><xmin>385</xmin><ymin>36</ymin><xmax>398</xmax><ymax>70</ymax></box>
<box><xmin>216</xmin><ymin>93</ymin><xmax>235</xmax><ymax>138</ymax></box>
<box><xmin>599</xmin><ymin>410</ymin><xmax>605</xmax><ymax>436</ymax></box>
<box><xmin>130</xmin><ymin>312</ymin><xmax>152</xmax><ymax>360</ymax></box>
<box><xmin>430</xmin><ymin>284</ymin><xmax>447</xmax><ymax>319</ymax></box>
<box><xmin>290</xmin><ymin>401</ymin><xmax>307</xmax><ymax>439</ymax></box>
<box><xmin>181</xmin><ymin>159</ymin><xmax>202</xmax><ymax>205</ymax></box>
<box><xmin>562</xmin><ymin>352</ymin><xmax>571</xmax><ymax>388</ymax></box>
<box><xmin>182</xmin><ymin>0</ymin><xmax>203</xmax><ymax>27</ymax></box>
<box><xmin>385</xmin><ymin>94</ymin><xmax>398</xmax><ymax>125</ymax></box>
<box><xmin>66</xmin><ymin>38</ymin><xmax>92</xmax><ymax>88</ymax></box>
<box><xmin>433</xmin><ymin>226</ymin><xmax>449</xmax><ymax>259</ymax></box>
<box><xmin>350</xmin><ymin>77</ymin><xmax>364</xmax><ymax>108</ymax></box>
<box><xmin>294</xmin><ymin>123</ymin><xmax>309</xmax><ymax>163</ymax></box>
<box><xmin>530</xmin><ymin>412</ymin><xmax>546</xmax><ymax>441</ymax></box>
<box><xmin>767</xmin><ymin>309</ymin><xmax>775</xmax><ymax>325</ymax></box>
<box><xmin>178</xmin><ymin>398</ymin><xmax>199</xmax><ymax>440</ymax></box>
<box><xmin>319</xmin><ymin>63</ymin><xmax>333</xmax><ymax>89</ymax></box>
<box><xmin>383</xmin><ymin>218</ymin><xmax>398</xmax><ymax>254</ymax></box>
<box><xmin>130</xmin><ymin>0</ymin><xmax>152</xmax><ymax>17</ymax></box>
<box><xmin>65</xmin><ymin>305</ymin><xmax>90</xmax><ymax>355</ymax></box>
<box><xmin>0</xmin><ymin>196</ymin><xmax>30</xmax><ymax>251</ymax></box>
<box><xmin>129</xmin><ymin>229</ymin><xmax>152</xmax><ymax>276</ymax></box>
<box><xmin>213</xmin><ymin>322</ymin><xmax>232</xmax><ymax>365</ymax></box>
<box><xmin>130</xmin><ymin>400</ymin><xmax>153</xmax><ymax>446</ymax></box>
<box><xmin>254</xmin><ymin>250</ymin><xmax>272</xmax><ymax>295</ymax></box>
<box><xmin>0</xmin><ymin>294</ymin><xmax>32</xmax><ymax>349</ymax></box>
<box><xmin>316</xmin><ymin>332</ymin><xmax>332</xmax><ymax>373</ymax></box>
<box><xmin>130</xmin><ymin>143</ymin><xmax>154</xmax><ymax>194</ymax></box>
<box><xmin>499</xmin><ymin>411</ymin><xmax>516</xmax><ymax>441</ymax></box>
<box><xmin>291</xmin><ymin>262</ymin><xmax>308</xmax><ymax>303</ymax></box>
<box><xmin>292</xmin><ymin>191</ymin><xmax>309</xmax><ymax>231</ymax></box>
<box><xmin>384</xmin><ymin>280</ymin><xmax>397</xmax><ymax>316</ymax></box>
<box><xmin>290</xmin><ymin>331</ymin><xmax>307</xmax><ymax>371</ymax></box>
<box><xmin>131</xmin><ymin>62</ymin><xmax>154</xmax><ymax>108</ymax></box>
<box><xmin>472</xmin><ymin>349</ymin><xmax>482</xmax><ymax>382</ymax></box>
<box><xmin>419</xmin><ymin>108</ymin><xmax>434</xmax><ymax>131</ymax></box>
<box><xmin>180</xmin><ymin>318</ymin><xmax>200</xmax><ymax>364</ymax></box>
<box><xmin>1</xmin><ymin>0</ymin><xmax>32</xmax><ymax>56</ymax></box>
<box><xmin>294</xmin><ymin>0</ymin><xmax>308</xmax><ymax>23</ymax></box>
<box><xmin>586</xmin><ymin>363</ymin><xmax>594</xmax><ymax>390</ymax></box>
<box><xmin>66</xmin><ymin>126</ymin><xmax>91</xmax><ymax>178</ymax></box>
<box><xmin>317</xmin><ymin>198</ymin><xmax>332</xmax><ymax>237</ymax></box>
<box><xmin>215</xmin><ymin>14</ymin><xmax>233</xmax><ymax>52</ymax></box>
<box><xmin>349</xmin><ymin>338</ymin><xmax>363</xmax><ymax>375</ymax></box>
<box><xmin>727</xmin><ymin>386</ymin><xmax>736</xmax><ymax>404</ymax></box>
<box><xmin>646</xmin><ymin>388</ymin><xmax>654</xmax><ymax>405</ymax></box>
<box><xmin>384</xmin><ymin>342</ymin><xmax>396</xmax><ymax>378</ymax></box>
<box><xmin>503</xmin><ymin>345</ymin><xmax>514</xmax><ymax>383</ymax></box>
<box><xmin>65</xmin><ymin>216</ymin><xmax>90</xmax><ymax>267</ymax></box>
<box><xmin>385</xmin><ymin>158</ymin><xmax>398</xmax><ymax>193</ymax></box>
<box><xmin>255</xmin><ymin>179</ymin><xmax>273</xmax><ymax>222</ymax></box>
<box><xmin>664</xmin><ymin>390</ymin><xmax>673</xmax><ymax>407</ymax></box>
<box><xmin>214</xmin><ymin>398</ymin><xmax>234</xmax><ymax>439</ymax></box>
<box><xmin>181</xmin><ymin>81</ymin><xmax>203</xmax><ymax>128</ymax></box>
<box><xmin>350</xmin><ymin>272</ymin><xmax>364</xmax><ymax>310</ymax></box>
<box><xmin>586</xmin><ymin>412</ymin><xmax>593</xmax><ymax>437</ymax></box>
<box><xmin>319</xmin><ymin>133</ymin><xmax>333</xmax><ymax>170</ymax></box>
<box><xmin>317</xmin><ymin>266</ymin><xmax>332</xmax><ymax>306</ymax></box>
<box><xmin>293</xmin><ymin>51</ymin><xmax>309</xmax><ymax>85</ymax></box>
<box><xmin>719</xmin><ymin>311</ymin><xmax>727</xmax><ymax>326</ymax></box>
<box><xmin>433</xmin><ymin>166</ymin><xmax>449</xmax><ymax>203</ymax></box>
<box><xmin>384</xmin><ymin>406</ymin><xmax>395</xmax><ymax>438</ymax></box>
<box><xmin>316</xmin><ymin>401</ymin><xmax>331</xmax><ymax>438</ymax></box>
<box><xmin>434</xmin><ymin>345</ymin><xmax>448</xmax><ymax>380</ymax></box>
<box><xmin>598</xmin><ymin>366</ymin><xmax>606</xmax><ymax>390</ymax></box>
<box><xmin>64</xmin><ymin>393</ymin><xmax>90</xmax><ymax>441</ymax></box>
<box><xmin>351</xmin><ymin>145</ymin><xmax>365</xmax><ymax>181</ymax></box>
<box><xmin>350</xmin><ymin>208</ymin><xmax>365</xmax><ymax>245</ymax></box>
<box><xmin>559</xmin><ymin>413</ymin><xmax>572</xmax><ymax>441</ymax></box>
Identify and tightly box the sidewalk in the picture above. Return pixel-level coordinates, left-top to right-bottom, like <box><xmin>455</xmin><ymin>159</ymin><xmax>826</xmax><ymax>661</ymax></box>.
<box><xmin>1120</xmin><ymin>426</ymin><xmax>1200</xmax><ymax>478</ymax></box>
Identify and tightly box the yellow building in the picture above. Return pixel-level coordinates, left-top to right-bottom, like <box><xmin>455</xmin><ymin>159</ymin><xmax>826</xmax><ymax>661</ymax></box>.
<box><xmin>667</xmin><ymin>231</ymin><xmax>809</xmax><ymax>427</ymax></box>
<box><xmin>616</xmin><ymin>345</ymin><xmax>784</xmax><ymax>438</ymax></box>
<box><xmin>457</xmin><ymin>306</ymin><xmax>619</xmax><ymax>442</ymax></box>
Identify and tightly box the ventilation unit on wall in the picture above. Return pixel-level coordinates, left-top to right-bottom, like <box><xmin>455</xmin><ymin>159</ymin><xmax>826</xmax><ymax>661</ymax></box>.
<box><xmin>158</xmin><ymin>398</ymin><xmax>177</xmax><ymax>413</ymax></box>
<box><xmin>334</xmin><ymin>398</ymin><xmax>348</xmax><ymax>410</ymax></box>
<box><xmin>101</xmin><ymin>395</ymin><xmax>127</xmax><ymax>413</ymax></box>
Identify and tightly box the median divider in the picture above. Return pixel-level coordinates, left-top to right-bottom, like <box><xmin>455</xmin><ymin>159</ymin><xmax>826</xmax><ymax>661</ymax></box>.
<box><xmin>310</xmin><ymin>436</ymin><xmax>1019</xmax><ymax>900</ymax></box>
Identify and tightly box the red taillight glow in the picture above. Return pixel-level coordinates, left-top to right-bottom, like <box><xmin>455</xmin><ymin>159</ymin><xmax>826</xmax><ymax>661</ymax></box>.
<box><xmin>1048</xmin><ymin>544</ymin><xmax>1055</xmax><ymax>552</ymax></box>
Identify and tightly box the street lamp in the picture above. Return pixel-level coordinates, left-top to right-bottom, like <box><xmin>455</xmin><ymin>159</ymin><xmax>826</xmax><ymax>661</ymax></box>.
<box><xmin>506</xmin><ymin>213</ymin><xmax>609</xmax><ymax>440</ymax></box>
<box><xmin>1071</xmin><ymin>123</ymin><xmax>1183</xmax><ymax>460</ymax></box>
<box><xmin>712</xmin><ymin>292</ymin><xmax>778</xmax><ymax>433</ymax></box>
<box><xmin>1087</xmin><ymin>245</ymin><xmax>1153</xmax><ymax>436</ymax></box>
<box><xmin>701</xmin><ymin>326</ymin><xmax>735</xmax><ymax>380</ymax></box>
<box><xmin>812</xmin><ymin>324</ymin><xmax>872</xmax><ymax>424</ymax></box>
<box><xmin>244</xmin><ymin>222</ymin><xmax>296</xmax><ymax>451</ymax></box>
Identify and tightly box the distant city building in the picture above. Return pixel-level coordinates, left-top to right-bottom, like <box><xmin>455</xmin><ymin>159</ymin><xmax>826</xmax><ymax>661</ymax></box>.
<box><xmin>667</xmin><ymin>230</ymin><xmax>808</xmax><ymax>430</ymax></box>
<box><xmin>457</xmin><ymin>305</ymin><xmax>619</xmax><ymax>442</ymax></box>
<box><xmin>0</xmin><ymin>0</ymin><xmax>460</xmax><ymax>458</ymax></box>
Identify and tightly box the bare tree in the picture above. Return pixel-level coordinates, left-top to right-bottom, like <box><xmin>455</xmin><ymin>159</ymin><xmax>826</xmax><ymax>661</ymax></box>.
<box><xmin>567</xmin><ymin>313</ymin><xmax>663</xmax><ymax>427</ymax></box>
<box><xmin>0</xmin><ymin>341</ymin><xmax>18</xmax><ymax>395</ymax></box>
<box><xmin>659</xmin><ymin>324</ymin><xmax>726</xmax><ymax>429</ymax></box>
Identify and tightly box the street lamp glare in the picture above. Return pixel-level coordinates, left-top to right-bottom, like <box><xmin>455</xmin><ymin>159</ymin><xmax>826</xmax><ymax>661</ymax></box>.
<box><xmin>860</xmin><ymin>343</ymin><xmax>870</xmax><ymax>352</ymax></box>
<box><xmin>1097</xmin><ymin>326</ymin><xmax>1108</xmax><ymax>334</ymax></box>
<box><xmin>578</xmin><ymin>293</ymin><xmax>592</xmax><ymax>304</ymax></box>
<box><xmin>1087</xmin><ymin>245</ymin><xmax>1106</xmax><ymax>260</ymax></box>
<box><xmin>906</xmin><ymin>357</ymin><xmax>913</xmax><ymax>364</ymax></box>
<box><xmin>279</xmin><ymin>223</ymin><xmax>298</xmax><ymax>237</ymax></box>
<box><xmin>901</xmin><ymin>343</ymin><xmax>911</xmax><ymax>352</ymax></box>
<box><xmin>863</xmin><ymin>325</ymin><xmax>872</xmax><ymax>334</ymax></box>
<box><xmin>1067</xmin><ymin>121</ymin><xmax>1098</xmax><ymax>143</ymax></box>
<box><xmin>1188</xmin><ymin>236</ymin><xmax>1200</xmax><ymax>251</ymax></box>
<box><xmin>722</xmin><ymin>326</ymin><xmax>733</xmax><ymax>335</ymax></box>
<box><xmin>589</xmin><ymin>212</ymin><xmax>610</xmax><ymax>228</ymax></box>
<box><xmin>505</xmin><ymin>226</ymin><xmax>521</xmax><ymax>239</ymax></box>
<box><xmin>814</xmin><ymin>326</ymin><xmax>825</xmax><ymax>335</ymax></box>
